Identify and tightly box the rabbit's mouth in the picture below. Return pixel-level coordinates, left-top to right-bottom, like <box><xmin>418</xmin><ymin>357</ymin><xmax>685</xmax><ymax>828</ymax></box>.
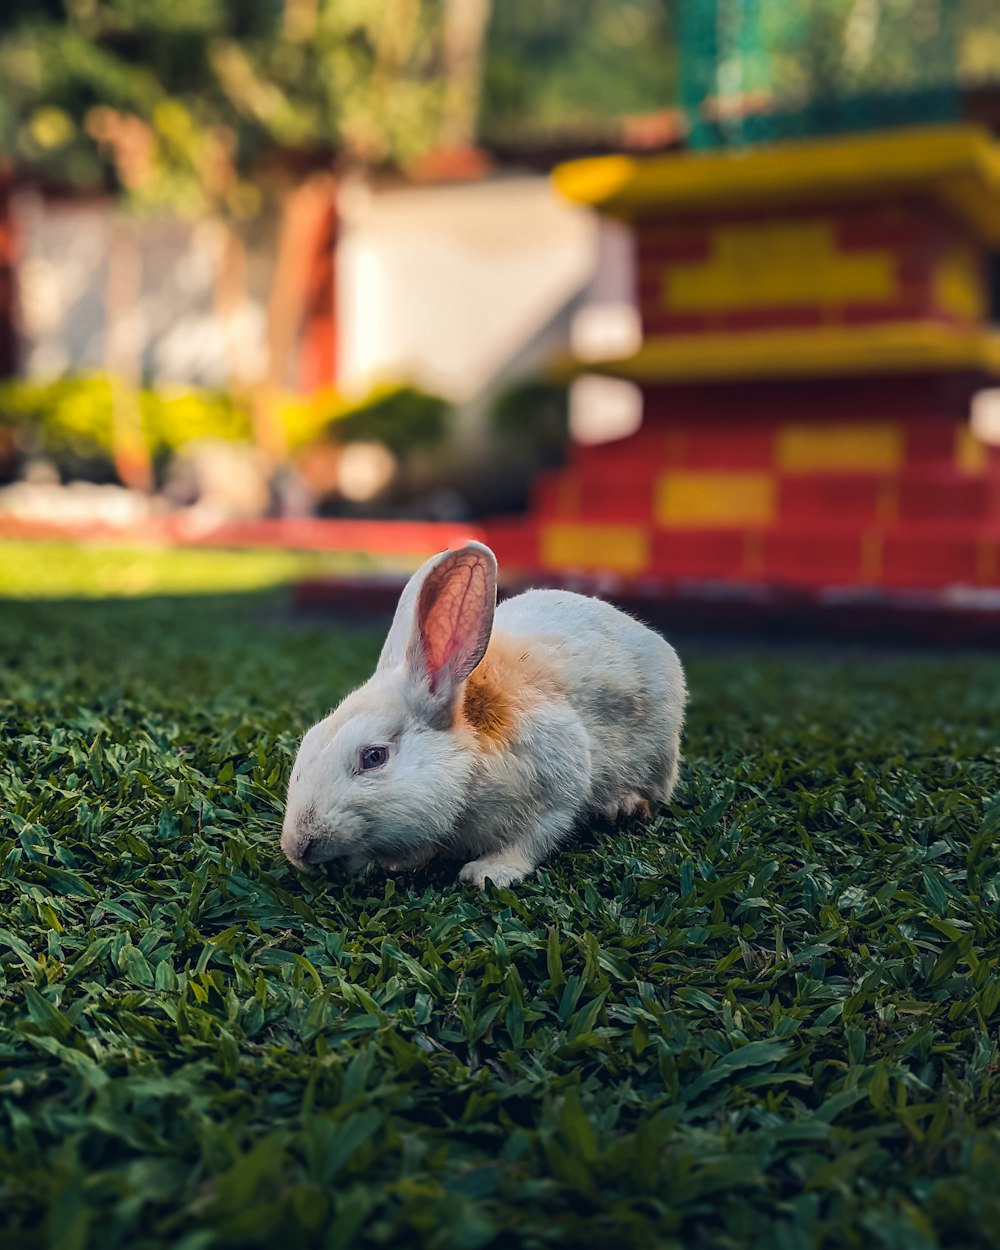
<box><xmin>375</xmin><ymin>849</ymin><xmax>436</xmax><ymax>873</ymax></box>
<box><xmin>282</xmin><ymin>822</ymin><xmax>368</xmax><ymax>875</ymax></box>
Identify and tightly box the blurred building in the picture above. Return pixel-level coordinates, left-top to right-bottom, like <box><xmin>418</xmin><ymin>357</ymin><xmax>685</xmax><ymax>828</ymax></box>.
<box><xmin>11</xmin><ymin>169</ymin><xmax>616</xmax><ymax>404</ymax></box>
<box><xmin>5</xmin><ymin>164</ymin><xmax>640</xmax><ymax>516</ymax></box>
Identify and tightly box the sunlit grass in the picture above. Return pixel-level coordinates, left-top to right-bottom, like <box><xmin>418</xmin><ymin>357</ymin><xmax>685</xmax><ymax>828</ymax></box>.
<box><xmin>0</xmin><ymin>539</ymin><xmax>385</xmax><ymax>599</ymax></box>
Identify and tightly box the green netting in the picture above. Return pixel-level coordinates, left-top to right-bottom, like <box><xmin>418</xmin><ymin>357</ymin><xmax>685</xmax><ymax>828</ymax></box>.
<box><xmin>678</xmin><ymin>0</ymin><xmax>998</xmax><ymax>149</ymax></box>
<box><xmin>479</xmin><ymin>1</ymin><xmax>1000</xmax><ymax>154</ymax></box>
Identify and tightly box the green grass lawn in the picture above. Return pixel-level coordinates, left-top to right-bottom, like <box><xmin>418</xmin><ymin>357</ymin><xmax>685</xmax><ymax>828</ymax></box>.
<box><xmin>2</xmin><ymin>543</ymin><xmax>1000</xmax><ymax>1249</ymax></box>
<box><xmin>0</xmin><ymin>540</ymin><xmax>391</xmax><ymax>599</ymax></box>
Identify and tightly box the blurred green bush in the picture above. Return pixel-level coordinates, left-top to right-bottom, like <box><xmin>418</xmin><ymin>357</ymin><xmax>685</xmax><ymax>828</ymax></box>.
<box><xmin>0</xmin><ymin>374</ymin><xmax>450</xmax><ymax>482</ymax></box>
<box><xmin>491</xmin><ymin>378</ymin><xmax>568</xmax><ymax>466</ymax></box>
<box><xmin>284</xmin><ymin>384</ymin><xmax>449</xmax><ymax>458</ymax></box>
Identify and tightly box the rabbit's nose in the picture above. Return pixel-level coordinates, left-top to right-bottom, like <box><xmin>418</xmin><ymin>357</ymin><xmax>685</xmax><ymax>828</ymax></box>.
<box><xmin>281</xmin><ymin>799</ymin><xmax>321</xmax><ymax>865</ymax></box>
<box><xmin>281</xmin><ymin>819</ymin><xmax>321</xmax><ymax>870</ymax></box>
<box><xmin>298</xmin><ymin>836</ymin><xmax>323</xmax><ymax>866</ymax></box>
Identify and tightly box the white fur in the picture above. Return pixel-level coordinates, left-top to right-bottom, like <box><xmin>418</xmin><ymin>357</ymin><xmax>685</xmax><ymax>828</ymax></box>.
<box><xmin>281</xmin><ymin>543</ymin><xmax>686</xmax><ymax>888</ymax></box>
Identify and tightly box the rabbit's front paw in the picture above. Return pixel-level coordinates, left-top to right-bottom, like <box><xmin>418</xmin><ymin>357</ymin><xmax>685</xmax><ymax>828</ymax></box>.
<box><xmin>603</xmin><ymin>791</ymin><xmax>651</xmax><ymax>824</ymax></box>
<box><xmin>458</xmin><ymin>852</ymin><xmax>532</xmax><ymax>890</ymax></box>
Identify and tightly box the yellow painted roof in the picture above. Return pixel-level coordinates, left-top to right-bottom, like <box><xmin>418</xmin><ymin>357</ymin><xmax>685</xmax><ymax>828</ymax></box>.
<box><xmin>554</xmin><ymin>126</ymin><xmax>1000</xmax><ymax>243</ymax></box>
<box><xmin>551</xmin><ymin>322</ymin><xmax>1000</xmax><ymax>385</ymax></box>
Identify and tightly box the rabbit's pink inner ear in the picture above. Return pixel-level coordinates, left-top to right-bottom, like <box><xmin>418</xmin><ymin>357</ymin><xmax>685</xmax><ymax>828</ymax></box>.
<box><xmin>417</xmin><ymin>550</ymin><xmax>495</xmax><ymax>694</ymax></box>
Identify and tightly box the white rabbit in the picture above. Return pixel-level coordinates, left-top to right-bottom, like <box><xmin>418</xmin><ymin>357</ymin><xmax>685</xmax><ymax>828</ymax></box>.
<box><xmin>281</xmin><ymin>542</ymin><xmax>686</xmax><ymax>888</ymax></box>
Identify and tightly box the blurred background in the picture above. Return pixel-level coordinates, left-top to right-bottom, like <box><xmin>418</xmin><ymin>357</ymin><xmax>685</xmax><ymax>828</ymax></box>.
<box><xmin>1</xmin><ymin>1</ymin><xmax>1000</xmax><ymax>623</ymax></box>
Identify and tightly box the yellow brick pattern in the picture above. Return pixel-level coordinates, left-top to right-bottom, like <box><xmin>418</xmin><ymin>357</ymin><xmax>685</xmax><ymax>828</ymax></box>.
<box><xmin>665</xmin><ymin>221</ymin><xmax>896</xmax><ymax>313</ymax></box>
<box><xmin>933</xmin><ymin>243</ymin><xmax>986</xmax><ymax>322</ymax></box>
<box><xmin>656</xmin><ymin>471</ymin><xmax>776</xmax><ymax>527</ymax></box>
<box><xmin>777</xmin><ymin>423</ymin><xmax>904</xmax><ymax>473</ymax></box>
<box><xmin>541</xmin><ymin>524</ymin><xmax>649</xmax><ymax>575</ymax></box>
<box><xmin>955</xmin><ymin>424</ymin><xmax>988</xmax><ymax>474</ymax></box>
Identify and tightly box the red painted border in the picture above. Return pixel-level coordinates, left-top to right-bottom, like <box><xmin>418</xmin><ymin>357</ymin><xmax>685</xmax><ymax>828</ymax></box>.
<box><xmin>0</xmin><ymin>515</ymin><xmax>486</xmax><ymax>555</ymax></box>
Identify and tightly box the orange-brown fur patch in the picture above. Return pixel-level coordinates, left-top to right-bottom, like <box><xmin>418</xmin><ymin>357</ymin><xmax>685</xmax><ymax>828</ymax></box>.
<box><xmin>457</xmin><ymin>633</ymin><xmax>562</xmax><ymax>749</ymax></box>
<box><xmin>461</xmin><ymin>668</ymin><xmax>513</xmax><ymax>746</ymax></box>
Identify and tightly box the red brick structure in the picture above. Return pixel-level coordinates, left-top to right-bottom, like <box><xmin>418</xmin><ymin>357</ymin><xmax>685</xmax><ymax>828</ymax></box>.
<box><xmin>487</xmin><ymin>126</ymin><xmax>1000</xmax><ymax>599</ymax></box>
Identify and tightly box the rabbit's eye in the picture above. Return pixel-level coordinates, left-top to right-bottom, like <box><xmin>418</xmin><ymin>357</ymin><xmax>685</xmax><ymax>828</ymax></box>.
<box><xmin>359</xmin><ymin>745</ymin><xmax>388</xmax><ymax>771</ymax></box>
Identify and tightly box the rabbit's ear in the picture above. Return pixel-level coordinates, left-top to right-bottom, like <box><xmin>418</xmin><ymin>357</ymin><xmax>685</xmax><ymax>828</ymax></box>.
<box><xmin>377</xmin><ymin>552</ymin><xmax>442</xmax><ymax>672</ymax></box>
<box><xmin>405</xmin><ymin>543</ymin><xmax>497</xmax><ymax>724</ymax></box>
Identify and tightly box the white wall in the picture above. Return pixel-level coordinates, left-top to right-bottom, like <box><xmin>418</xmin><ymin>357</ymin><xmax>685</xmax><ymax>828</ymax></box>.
<box><xmin>336</xmin><ymin>173</ymin><xmax>600</xmax><ymax>403</ymax></box>
<box><xmin>14</xmin><ymin>190</ymin><xmax>272</xmax><ymax>388</ymax></box>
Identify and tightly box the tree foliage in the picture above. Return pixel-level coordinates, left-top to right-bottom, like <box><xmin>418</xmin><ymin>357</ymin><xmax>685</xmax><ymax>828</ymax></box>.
<box><xmin>479</xmin><ymin>0</ymin><xmax>1000</xmax><ymax>151</ymax></box>
<box><xmin>480</xmin><ymin>0</ymin><xmax>677</xmax><ymax>149</ymax></box>
<box><xmin>0</xmin><ymin>0</ymin><xmax>452</xmax><ymax>216</ymax></box>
